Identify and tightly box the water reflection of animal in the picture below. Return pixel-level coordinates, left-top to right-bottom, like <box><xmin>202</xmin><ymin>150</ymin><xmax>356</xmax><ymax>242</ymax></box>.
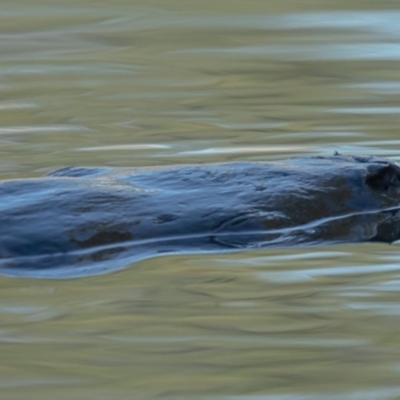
<box><xmin>1</xmin><ymin>154</ymin><xmax>400</xmax><ymax>278</ymax></box>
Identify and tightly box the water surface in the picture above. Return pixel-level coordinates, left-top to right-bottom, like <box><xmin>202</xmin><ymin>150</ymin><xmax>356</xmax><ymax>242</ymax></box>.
<box><xmin>1</xmin><ymin>0</ymin><xmax>400</xmax><ymax>399</ymax></box>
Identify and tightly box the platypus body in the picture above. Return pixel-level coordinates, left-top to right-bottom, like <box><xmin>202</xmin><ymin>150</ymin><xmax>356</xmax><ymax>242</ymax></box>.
<box><xmin>1</xmin><ymin>154</ymin><xmax>400</xmax><ymax>278</ymax></box>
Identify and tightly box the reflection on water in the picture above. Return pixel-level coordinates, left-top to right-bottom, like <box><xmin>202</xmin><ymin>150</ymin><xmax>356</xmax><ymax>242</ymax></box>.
<box><xmin>216</xmin><ymin>387</ymin><xmax>400</xmax><ymax>400</ymax></box>
<box><xmin>190</xmin><ymin>43</ymin><xmax>400</xmax><ymax>61</ymax></box>
<box><xmin>1</xmin><ymin>0</ymin><xmax>400</xmax><ymax>398</ymax></box>
<box><xmin>2</xmin><ymin>245</ymin><xmax>400</xmax><ymax>399</ymax></box>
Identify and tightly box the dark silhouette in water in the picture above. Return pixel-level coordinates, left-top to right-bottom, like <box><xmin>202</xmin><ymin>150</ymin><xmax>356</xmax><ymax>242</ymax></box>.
<box><xmin>1</xmin><ymin>154</ymin><xmax>400</xmax><ymax>278</ymax></box>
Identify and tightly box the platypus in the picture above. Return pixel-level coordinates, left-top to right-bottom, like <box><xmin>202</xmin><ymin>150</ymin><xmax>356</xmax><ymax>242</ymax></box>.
<box><xmin>1</xmin><ymin>154</ymin><xmax>400</xmax><ymax>278</ymax></box>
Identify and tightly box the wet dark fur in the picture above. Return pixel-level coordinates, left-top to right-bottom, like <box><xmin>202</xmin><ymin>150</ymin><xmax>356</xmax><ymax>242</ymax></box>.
<box><xmin>1</xmin><ymin>154</ymin><xmax>400</xmax><ymax>278</ymax></box>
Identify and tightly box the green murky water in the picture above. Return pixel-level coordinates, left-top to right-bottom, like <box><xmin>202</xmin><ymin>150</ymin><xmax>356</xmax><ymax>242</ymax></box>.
<box><xmin>2</xmin><ymin>1</ymin><xmax>400</xmax><ymax>399</ymax></box>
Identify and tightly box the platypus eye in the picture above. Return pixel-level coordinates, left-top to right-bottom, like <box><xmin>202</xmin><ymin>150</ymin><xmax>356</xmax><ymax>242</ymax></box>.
<box><xmin>365</xmin><ymin>163</ymin><xmax>400</xmax><ymax>191</ymax></box>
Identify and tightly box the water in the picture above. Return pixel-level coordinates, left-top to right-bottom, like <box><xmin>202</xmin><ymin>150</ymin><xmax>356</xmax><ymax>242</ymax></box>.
<box><xmin>1</xmin><ymin>0</ymin><xmax>400</xmax><ymax>398</ymax></box>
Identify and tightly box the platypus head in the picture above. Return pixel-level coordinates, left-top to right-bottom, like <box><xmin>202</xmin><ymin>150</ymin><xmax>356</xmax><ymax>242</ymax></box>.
<box><xmin>349</xmin><ymin>155</ymin><xmax>400</xmax><ymax>244</ymax></box>
<box><xmin>323</xmin><ymin>154</ymin><xmax>400</xmax><ymax>194</ymax></box>
<box><xmin>365</xmin><ymin>159</ymin><xmax>400</xmax><ymax>192</ymax></box>
<box><xmin>290</xmin><ymin>154</ymin><xmax>400</xmax><ymax>245</ymax></box>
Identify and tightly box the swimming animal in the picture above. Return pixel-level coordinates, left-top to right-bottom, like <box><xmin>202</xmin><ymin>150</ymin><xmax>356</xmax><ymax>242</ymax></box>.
<box><xmin>1</xmin><ymin>154</ymin><xmax>400</xmax><ymax>278</ymax></box>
